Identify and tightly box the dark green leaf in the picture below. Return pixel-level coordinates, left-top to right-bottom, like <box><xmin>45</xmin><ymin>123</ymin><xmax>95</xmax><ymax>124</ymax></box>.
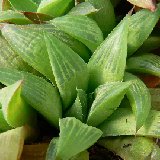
<box><xmin>88</xmin><ymin>16</ymin><xmax>128</xmax><ymax>91</ymax></box>
<box><xmin>0</xmin><ymin>68</ymin><xmax>62</xmax><ymax>127</ymax></box>
<box><xmin>99</xmin><ymin>108</ymin><xmax>160</xmax><ymax>138</ymax></box>
<box><xmin>136</xmin><ymin>36</ymin><xmax>160</xmax><ymax>54</ymax></box>
<box><xmin>86</xmin><ymin>0</ymin><xmax>115</xmax><ymax>36</ymax></box>
<box><xmin>50</xmin><ymin>15</ymin><xmax>103</xmax><ymax>52</ymax></box>
<box><xmin>8</xmin><ymin>0</ymin><xmax>38</xmax><ymax>12</ymax></box>
<box><xmin>128</xmin><ymin>5</ymin><xmax>160</xmax><ymax>56</ymax></box>
<box><xmin>37</xmin><ymin>0</ymin><xmax>75</xmax><ymax>17</ymax></box>
<box><xmin>111</xmin><ymin>0</ymin><xmax>121</xmax><ymax>7</ymax></box>
<box><xmin>87</xmin><ymin>82</ymin><xmax>131</xmax><ymax>127</ymax></box>
<box><xmin>150</xmin><ymin>88</ymin><xmax>160</xmax><ymax>111</ymax></box>
<box><xmin>56</xmin><ymin>117</ymin><xmax>102</xmax><ymax>160</ymax></box>
<box><xmin>124</xmin><ymin>72</ymin><xmax>151</xmax><ymax>130</ymax></box>
<box><xmin>126</xmin><ymin>53</ymin><xmax>160</xmax><ymax>77</ymax></box>
<box><xmin>44</xmin><ymin>32</ymin><xmax>89</xmax><ymax>109</ymax></box>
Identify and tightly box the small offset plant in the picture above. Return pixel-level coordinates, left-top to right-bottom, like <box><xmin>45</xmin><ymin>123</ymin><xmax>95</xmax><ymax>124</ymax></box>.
<box><xmin>0</xmin><ymin>0</ymin><xmax>160</xmax><ymax>159</ymax></box>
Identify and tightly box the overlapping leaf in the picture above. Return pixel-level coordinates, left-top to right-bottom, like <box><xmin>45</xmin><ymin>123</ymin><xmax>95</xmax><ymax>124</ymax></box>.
<box><xmin>150</xmin><ymin>88</ymin><xmax>160</xmax><ymax>110</ymax></box>
<box><xmin>37</xmin><ymin>0</ymin><xmax>75</xmax><ymax>17</ymax></box>
<box><xmin>0</xmin><ymin>0</ymin><xmax>11</xmax><ymax>11</ymax></box>
<box><xmin>0</xmin><ymin>81</ymin><xmax>36</xmax><ymax>128</ymax></box>
<box><xmin>98</xmin><ymin>136</ymin><xmax>160</xmax><ymax>160</ymax></box>
<box><xmin>0</xmin><ymin>10</ymin><xmax>33</xmax><ymax>24</ymax></box>
<box><xmin>50</xmin><ymin>15</ymin><xmax>103</xmax><ymax>52</ymax></box>
<box><xmin>1</xmin><ymin>24</ymin><xmax>55</xmax><ymax>82</ymax></box>
<box><xmin>88</xmin><ymin>16</ymin><xmax>128</xmax><ymax>91</ymax></box>
<box><xmin>128</xmin><ymin>4</ymin><xmax>160</xmax><ymax>56</ymax></box>
<box><xmin>0</xmin><ymin>68</ymin><xmax>62</xmax><ymax>127</ymax></box>
<box><xmin>99</xmin><ymin>108</ymin><xmax>160</xmax><ymax>138</ymax></box>
<box><xmin>136</xmin><ymin>36</ymin><xmax>160</xmax><ymax>54</ymax></box>
<box><xmin>65</xmin><ymin>89</ymin><xmax>88</xmax><ymax>122</ymax></box>
<box><xmin>124</xmin><ymin>72</ymin><xmax>151</xmax><ymax>130</ymax></box>
<box><xmin>87</xmin><ymin>82</ymin><xmax>131</xmax><ymax>127</ymax></box>
<box><xmin>126</xmin><ymin>53</ymin><xmax>160</xmax><ymax>77</ymax></box>
<box><xmin>86</xmin><ymin>0</ymin><xmax>115</xmax><ymax>36</ymax></box>
<box><xmin>8</xmin><ymin>0</ymin><xmax>38</xmax><ymax>12</ymax></box>
<box><xmin>68</xmin><ymin>2</ymin><xmax>98</xmax><ymax>16</ymax></box>
<box><xmin>44</xmin><ymin>32</ymin><xmax>89</xmax><ymax>109</ymax></box>
<box><xmin>56</xmin><ymin>117</ymin><xmax>102</xmax><ymax>160</ymax></box>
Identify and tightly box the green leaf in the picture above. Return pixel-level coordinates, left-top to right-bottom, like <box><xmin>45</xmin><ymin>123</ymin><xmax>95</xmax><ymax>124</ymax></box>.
<box><xmin>1</xmin><ymin>24</ymin><xmax>55</xmax><ymax>83</ymax></box>
<box><xmin>0</xmin><ymin>10</ymin><xmax>33</xmax><ymax>24</ymax></box>
<box><xmin>127</xmin><ymin>5</ymin><xmax>160</xmax><ymax>56</ymax></box>
<box><xmin>0</xmin><ymin>0</ymin><xmax>12</xmax><ymax>11</ymax></box>
<box><xmin>0</xmin><ymin>68</ymin><xmax>62</xmax><ymax>127</ymax></box>
<box><xmin>88</xmin><ymin>16</ymin><xmax>128</xmax><ymax>91</ymax></box>
<box><xmin>98</xmin><ymin>136</ymin><xmax>160</xmax><ymax>160</ymax></box>
<box><xmin>150</xmin><ymin>88</ymin><xmax>160</xmax><ymax>110</ymax></box>
<box><xmin>68</xmin><ymin>2</ymin><xmax>98</xmax><ymax>16</ymax></box>
<box><xmin>0</xmin><ymin>126</ymin><xmax>37</xmax><ymax>160</ymax></box>
<box><xmin>44</xmin><ymin>33</ymin><xmax>89</xmax><ymax>109</ymax></box>
<box><xmin>50</xmin><ymin>15</ymin><xmax>103</xmax><ymax>52</ymax></box>
<box><xmin>0</xmin><ymin>81</ymin><xmax>36</xmax><ymax>128</ymax></box>
<box><xmin>27</xmin><ymin>24</ymin><xmax>90</xmax><ymax>62</ymax></box>
<box><xmin>8</xmin><ymin>0</ymin><xmax>38</xmax><ymax>12</ymax></box>
<box><xmin>127</xmin><ymin>0</ymin><xmax>156</xmax><ymax>11</ymax></box>
<box><xmin>0</xmin><ymin>34</ymin><xmax>34</xmax><ymax>73</ymax></box>
<box><xmin>46</xmin><ymin>138</ymin><xmax>59</xmax><ymax>160</ymax></box>
<box><xmin>110</xmin><ymin>0</ymin><xmax>121</xmax><ymax>7</ymax></box>
<box><xmin>32</xmin><ymin>0</ymin><xmax>41</xmax><ymax>5</ymax></box>
<box><xmin>70</xmin><ymin>151</ymin><xmax>89</xmax><ymax>160</ymax></box>
<box><xmin>87</xmin><ymin>82</ymin><xmax>131</xmax><ymax>127</ymax></box>
<box><xmin>86</xmin><ymin>0</ymin><xmax>115</xmax><ymax>37</ymax></box>
<box><xmin>37</xmin><ymin>0</ymin><xmax>75</xmax><ymax>17</ymax></box>
<box><xmin>0</xmin><ymin>109</ymin><xmax>12</xmax><ymax>132</ymax></box>
<box><xmin>126</xmin><ymin>53</ymin><xmax>160</xmax><ymax>77</ymax></box>
<box><xmin>99</xmin><ymin>108</ymin><xmax>160</xmax><ymax>138</ymax></box>
<box><xmin>65</xmin><ymin>89</ymin><xmax>88</xmax><ymax>122</ymax></box>
<box><xmin>124</xmin><ymin>72</ymin><xmax>151</xmax><ymax>130</ymax></box>
<box><xmin>56</xmin><ymin>117</ymin><xmax>102</xmax><ymax>160</ymax></box>
<box><xmin>136</xmin><ymin>36</ymin><xmax>160</xmax><ymax>54</ymax></box>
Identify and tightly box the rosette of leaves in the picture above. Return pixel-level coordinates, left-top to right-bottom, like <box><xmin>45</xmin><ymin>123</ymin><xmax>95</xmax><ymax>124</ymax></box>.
<box><xmin>0</xmin><ymin>0</ymin><xmax>160</xmax><ymax>160</ymax></box>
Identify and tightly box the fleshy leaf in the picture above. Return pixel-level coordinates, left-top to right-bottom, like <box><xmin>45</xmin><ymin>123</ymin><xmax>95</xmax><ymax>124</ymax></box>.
<box><xmin>127</xmin><ymin>5</ymin><xmax>160</xmax><ymax>56</ymax></box>
<box><xmin>99</xmin><ymin>108</ymin><xmax>160</xmax><ymax>138</ymax></box>
<box><xmin>0</xmin><ymin>10</ymin><xmax>32</xmax><ymax>24</ymax></box>
<box><xmin>1</xmin><ymin>24</ymin><xmax>55</xmax><ymax>83</ymax></box>
<box><xmin>0</xmin><ymin>35</ymin><xmax>34</xmax><ymax>73</ymax></box>
<box><xmin>56</xmin><ymin>117</ymin><xmax>102</xmax><ymax>160</ymax></box>
<box><xmin>86</xmin><ymin>0</ymin><xmax>116</xmax><ymax>37</ymax></box>
<box><xmin>65</xmin><ymin>89</ymin><xmax>88</xmax><ymax>122</ymax></box>
<box><xmin>0</xmin><ymin>109</ymin><xmax>12</xmax><ymax>132</ymax></box>
<box><xmin>50</xmin><ymin>15</ymin><xmax>103</xmax><ymax>52</ymax></box>
<box><xmin>0</xmin><ymin>126</ymin><xmax>37</xmax><ymax>160</ymax></box>
<box><xmin>0</xmin><ymin>68</ymin><xmax>62</xmax><ymax>127</ymax></box>
<box><xmin>136</xmin><ymin>36</ymin><xmax>160</xmax><ymax>54</ymax></box>
<box><xmin>127</xmin><ymin>0</ymin><xmax>156</xmax><ymax>11</ymax></box>
<box><xmin>32</xmin><ymin>0</ymin><xmax>41</xmax><ymax>5</ymax></box>
<box><xmin>0</xmin><ymin>81</ymin><xmax>36</xmax><ymax>128</ymax></box>
<box><xmin>26</xmin><ymin>24</ymin><xmax>90</xmax><ymax>62</ymax></box>
<box><xmin>98</xmin><ymin>136</ymin><xmax>160</xmax><ymax>160</ymax></box>
<box><xmin>87</xmin><ymin>82</ymin><xmax>131</xmax><ymax>127</ymax></box>
<box><xmin>111</xmin><ymin>0</ymin><xmax>121</xmax><ymax>7</ymax></box>
<box><xmin>8</xmin><ymin>0</ymin><xmax>38</xmax><ymax>12</ymax></box>
<box><xmin>0</xmin><ymin>0</ymin><xmax>11</xmax><ymax>11</ymax></box>
<box><xmin>70</xmin><ymin>151</ymin><xmax>89</xmax><ymax>160</ymax></box>
<box><xmin>68</xmin><ymin>2</ymin><xmax>98</xmax><ymax>16</ymax></box>
<box><xmin>126</xmin><ymin>53</ymin><xmax>160</xmax><ymax>77</ymax></box>
<box><xmin>124</xmin><ymin>72</ymin><xmax>151</xmax><ymax>130</ymax></box>
<box><xmin>37</xmin><ymin>0</ymin><xmax>75</xmax><ymax>17</ymax></box>
<box><xmin>88</xmin><ymin>16</ymin><xmax>128</xmax><ymax>91</ymax></box>
<box><xmin>150</xmin><ymin>88</ymin><xmax>160</xmax><ymax>110</ymax></box>
<box><xmin>44</xmin><ymin>33</ymin><xmax>89</xmax><ymax>109</ymax></box>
